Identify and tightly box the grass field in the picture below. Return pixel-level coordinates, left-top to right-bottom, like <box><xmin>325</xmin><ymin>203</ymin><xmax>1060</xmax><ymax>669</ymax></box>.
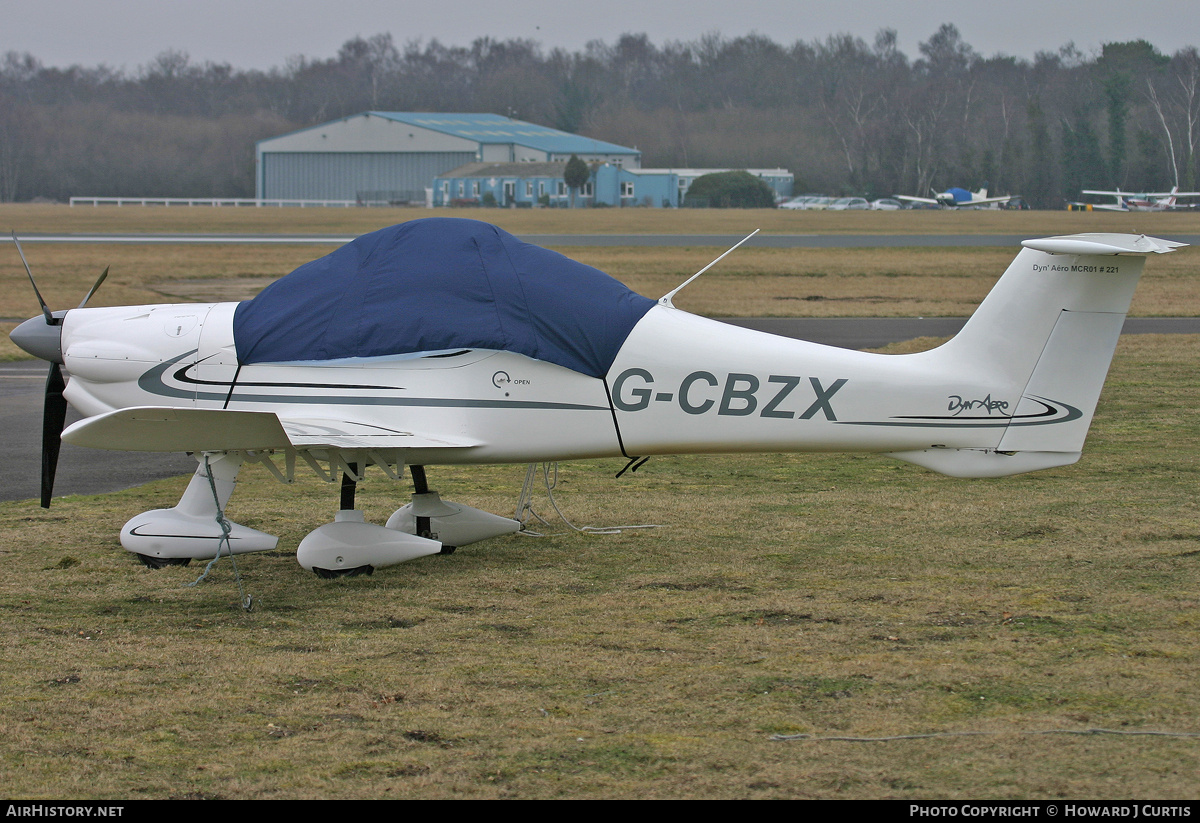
<box><xmin>3</xmin><ymin>202</ymin><xmax>1200</xmax><ymax>237</ymax></box>
<box><xmin>1</xmin><ymin>206</ymin><xmax>1197</xmax><ymax>799</ymax></box>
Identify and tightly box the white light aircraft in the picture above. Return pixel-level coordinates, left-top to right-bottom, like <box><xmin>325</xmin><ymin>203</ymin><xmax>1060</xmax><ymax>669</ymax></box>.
<box><xmin>1079</xmin><ymin>186</ymin><xmax>1200</xmax><ymax>212</ymax></box>
<box><xmin>9</xmin><ymin>220</ymin><xmax>1184</xmax><ymax>580</ymax></box>
<box><xmin>896</xmin><ymin>186</ymin><xmax>1017</xmax><ymax>209</ymax></box>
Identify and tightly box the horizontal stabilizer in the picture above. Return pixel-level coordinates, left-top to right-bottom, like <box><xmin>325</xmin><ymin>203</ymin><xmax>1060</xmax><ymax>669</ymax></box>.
<box><xmin>1022</xmin><ymin>234</ymin><xmax>1185</xmax><ymax>256</ymax></box>
<box><xmin>63</xmin><ymin>407</ymin><xmax>480</xmax><ymax>452</ymax></box>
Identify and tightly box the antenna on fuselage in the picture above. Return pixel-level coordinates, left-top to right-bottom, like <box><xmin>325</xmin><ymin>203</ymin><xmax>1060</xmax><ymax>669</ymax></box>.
<box><xmin>659</xmin><ymin>228</ymin><xmax>759</xmax><ymax>308</ymax></box>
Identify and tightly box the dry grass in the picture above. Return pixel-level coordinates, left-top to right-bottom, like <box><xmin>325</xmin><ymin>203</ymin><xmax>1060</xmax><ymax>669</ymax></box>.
<box><xmin>4</xmin><ymin>241</ymin><xmax>1198</xmax><ymax>326</ymax></box>
<box><xmin>2</xmin><ymin>340</ymin><xmax>1198</xmax><ymax>798</ymax></box>
<box><xmin>0</xmin><ymin>244</ymin><xmax>323</xmax><ymax>321</ymax></box>
<box><xmin>3</xmin><ymin>203</ymin><xmax>1196</xmax><ymax>325</ymax></box>
<box><xmin>3</xmin><ymin>202</ymin><xmax>1200</xmax><ymax>237</ymax></box>
<box><xmin>581</xmin><ymin>246</ymin><xmax>1200</xmax><ymax>317</ymax></box>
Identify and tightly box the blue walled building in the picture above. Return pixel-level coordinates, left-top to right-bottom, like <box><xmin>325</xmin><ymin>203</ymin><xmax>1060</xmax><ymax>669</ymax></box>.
<box><xmin>435</xmin><ymin>162</ymin><xmax>575</xmax><ymax>207</ymax></box>
<box><xmin>435</xmin><ymin>162</ymin><xmax>793</xmax><ymax>208</ymax></box>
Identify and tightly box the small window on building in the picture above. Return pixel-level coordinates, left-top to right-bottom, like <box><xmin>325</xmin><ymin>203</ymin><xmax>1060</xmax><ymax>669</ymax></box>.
<box><xmin>621</xmin><ymin>181</ymin><xmax>635</xmax><ymax>198</ymax></box>
<box><xmin>557</xmin><ymin>181</ymin><xmax>568</xmax><ymax>196</ymax></box>
<box><xmin>539</xmin><ymin>182</ymin><xmax>545</xmax><ymax>196</ymax></box>
<box><xmin>583</xmin><ymin>182</ymin><xmax>594</xmax><ymax>196</ymax></box>
<box><xmin>526</xmin><ymin>181</ymin><xmax>533</xmax><ymax>197</ymax></box>
<box><xmin>472</xmin><ymin>181</ymin><xmax>480</xmax><ymax>196</ymax></box>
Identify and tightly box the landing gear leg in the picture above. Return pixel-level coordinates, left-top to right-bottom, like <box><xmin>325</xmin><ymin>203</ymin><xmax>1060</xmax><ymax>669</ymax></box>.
<box><xmin>407</xmin><ymin>465</ymin><xmax>452</xmax><ymax>551</ymax></box>
<box><xmin>340</xmin><ymin>463</ymin><xmax>358</xmax><ymax>511</ymax></box>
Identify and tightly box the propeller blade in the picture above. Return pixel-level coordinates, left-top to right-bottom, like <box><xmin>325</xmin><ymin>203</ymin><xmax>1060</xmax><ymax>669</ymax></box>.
<box><xmin>11</xmin><ymin>236</ymin><xmax>90</xmax><ymax>506</ymax></box>
<box><xmin>41</xmin><ymin>363</ymin><xmax>68</xmax><ymax>508</ymax></box>
<box><xmin>12</xmin><ymin>233</ymin><xmax>57</xmax><ymax>326</ymax></box>
<box><xmin>78</xmin><ymin>266</ymin><xmax>109</xmax><ymax>309</ymax></box>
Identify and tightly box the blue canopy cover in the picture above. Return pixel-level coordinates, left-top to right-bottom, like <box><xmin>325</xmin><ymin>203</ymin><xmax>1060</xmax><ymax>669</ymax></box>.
<box><xmin>233</xmin><ymin>219</ymin><xmax>656</xmax><ymax>378</ymax></box>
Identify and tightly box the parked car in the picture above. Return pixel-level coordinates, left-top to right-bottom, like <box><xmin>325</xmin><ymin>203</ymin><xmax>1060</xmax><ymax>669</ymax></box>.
<box><xmin>870</xmin><ymin>198</ymin><xmax>903</xmax><ymax>211</ymax></box>
<box><xmin>797</xmin><ymin>196</ymin><xmax>833</xmax><ymax>210</ymax></box>
<box><xmin>779</xmin><ymin>195</ymin><xmax>816</xmax><ymax>210</ymax></box>
<box><xmin>826</xmin><ymin>197</ymin><xmax>870</xmax><ymax>210</ymax></box>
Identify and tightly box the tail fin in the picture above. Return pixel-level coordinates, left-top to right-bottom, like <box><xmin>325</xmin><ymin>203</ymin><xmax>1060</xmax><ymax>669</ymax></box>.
<box><xmin>904</xmin><ymin>234</ymin><xmax>1183</xmax><ymax>476</ymax></box>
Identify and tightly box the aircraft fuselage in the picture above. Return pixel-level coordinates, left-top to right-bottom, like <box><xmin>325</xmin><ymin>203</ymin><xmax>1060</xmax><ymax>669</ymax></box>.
<box><xmin>57</xmin><ymin>300</ymin><xmax>1050</xmax><ymax>470</ymax></box>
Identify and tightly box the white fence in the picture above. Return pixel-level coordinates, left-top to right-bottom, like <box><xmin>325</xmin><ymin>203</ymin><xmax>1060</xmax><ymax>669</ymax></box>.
<box><xmin>69</xmin><ymin>197</ymin><xmax>362</xmax><ymax>208</ymax></box>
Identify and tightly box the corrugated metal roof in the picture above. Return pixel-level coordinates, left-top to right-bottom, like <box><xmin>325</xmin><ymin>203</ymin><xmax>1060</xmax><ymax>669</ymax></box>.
<box><xmin>369</xmin><ymin>112</ymin><xmax>638</xmax><ymax>156</ymax></box>
<box><xmin>639</xmin><ymin>167</ymin><xmax>793</xmax><ymax>177</ymax></box>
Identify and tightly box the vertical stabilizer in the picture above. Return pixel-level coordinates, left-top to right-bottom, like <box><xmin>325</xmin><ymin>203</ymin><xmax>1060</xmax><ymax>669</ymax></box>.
<box><xmin>908</xmin><ymin>233</ymin><xmax>1184</xmax><ymax>469</ymax></box>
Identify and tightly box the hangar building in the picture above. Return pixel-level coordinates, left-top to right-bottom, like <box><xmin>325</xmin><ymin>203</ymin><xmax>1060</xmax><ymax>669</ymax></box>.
<box><xmin>255</xmin><ymin>112</ymin><xmax>642</xmax><ymax>204</ymax></box>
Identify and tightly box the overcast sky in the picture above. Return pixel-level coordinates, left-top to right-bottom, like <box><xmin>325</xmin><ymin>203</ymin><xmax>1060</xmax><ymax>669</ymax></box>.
<box><xmin>3</xmin><ymin>0</ymin><xmax>1196</xmax><ymax>72</ymax></box>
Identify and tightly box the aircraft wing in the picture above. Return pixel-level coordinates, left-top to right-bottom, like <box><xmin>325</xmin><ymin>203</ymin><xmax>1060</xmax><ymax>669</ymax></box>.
<box><xmin>1083</xmin><ymin>189</ymin><xmax>1200</xmax><ymax>197</ymax></box>
<box><xmin>898</xmin><ymin>193</ymin><xmax>1013</xmax><ymax>207</ymax></box>
<box><xmin>61</xmin><ymin>407</ymin><xmax>480</xmax><ymax>452</ymax></box>
<box><xmin>1078</xmin><ymin>190</ymin><xmax>1129</xmax><ymax>209</ymax></box>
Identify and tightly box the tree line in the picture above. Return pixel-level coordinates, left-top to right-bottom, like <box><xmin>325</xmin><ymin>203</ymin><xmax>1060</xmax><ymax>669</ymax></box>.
<box><xmin>1</xmin><ymin>26</ymin><xmax>1198</xmax><ymax>207</ymax></box>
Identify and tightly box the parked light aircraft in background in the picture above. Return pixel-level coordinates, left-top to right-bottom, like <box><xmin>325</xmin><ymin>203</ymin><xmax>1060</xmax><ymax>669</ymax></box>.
<box><xmin>896</xmin><ymin>186</ymin><xmax>1017</xmax><ymax>209</ymax></box>
<box><xmin>1078</xmin><ymin>186</ymin><xmax>1200</xmax><ymax>211</ymax></box>
<box><xmin>9</xmin><ymin>220</ymin><xmax>1184</xmax><ymax>580</ymax></box>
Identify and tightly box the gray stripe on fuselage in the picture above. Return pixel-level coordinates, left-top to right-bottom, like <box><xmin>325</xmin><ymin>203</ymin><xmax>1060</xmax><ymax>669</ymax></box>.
<box><xmin>138</xmin><ymin>352</ymin><xmax>609</xmax><ymax>412</ymax></box>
